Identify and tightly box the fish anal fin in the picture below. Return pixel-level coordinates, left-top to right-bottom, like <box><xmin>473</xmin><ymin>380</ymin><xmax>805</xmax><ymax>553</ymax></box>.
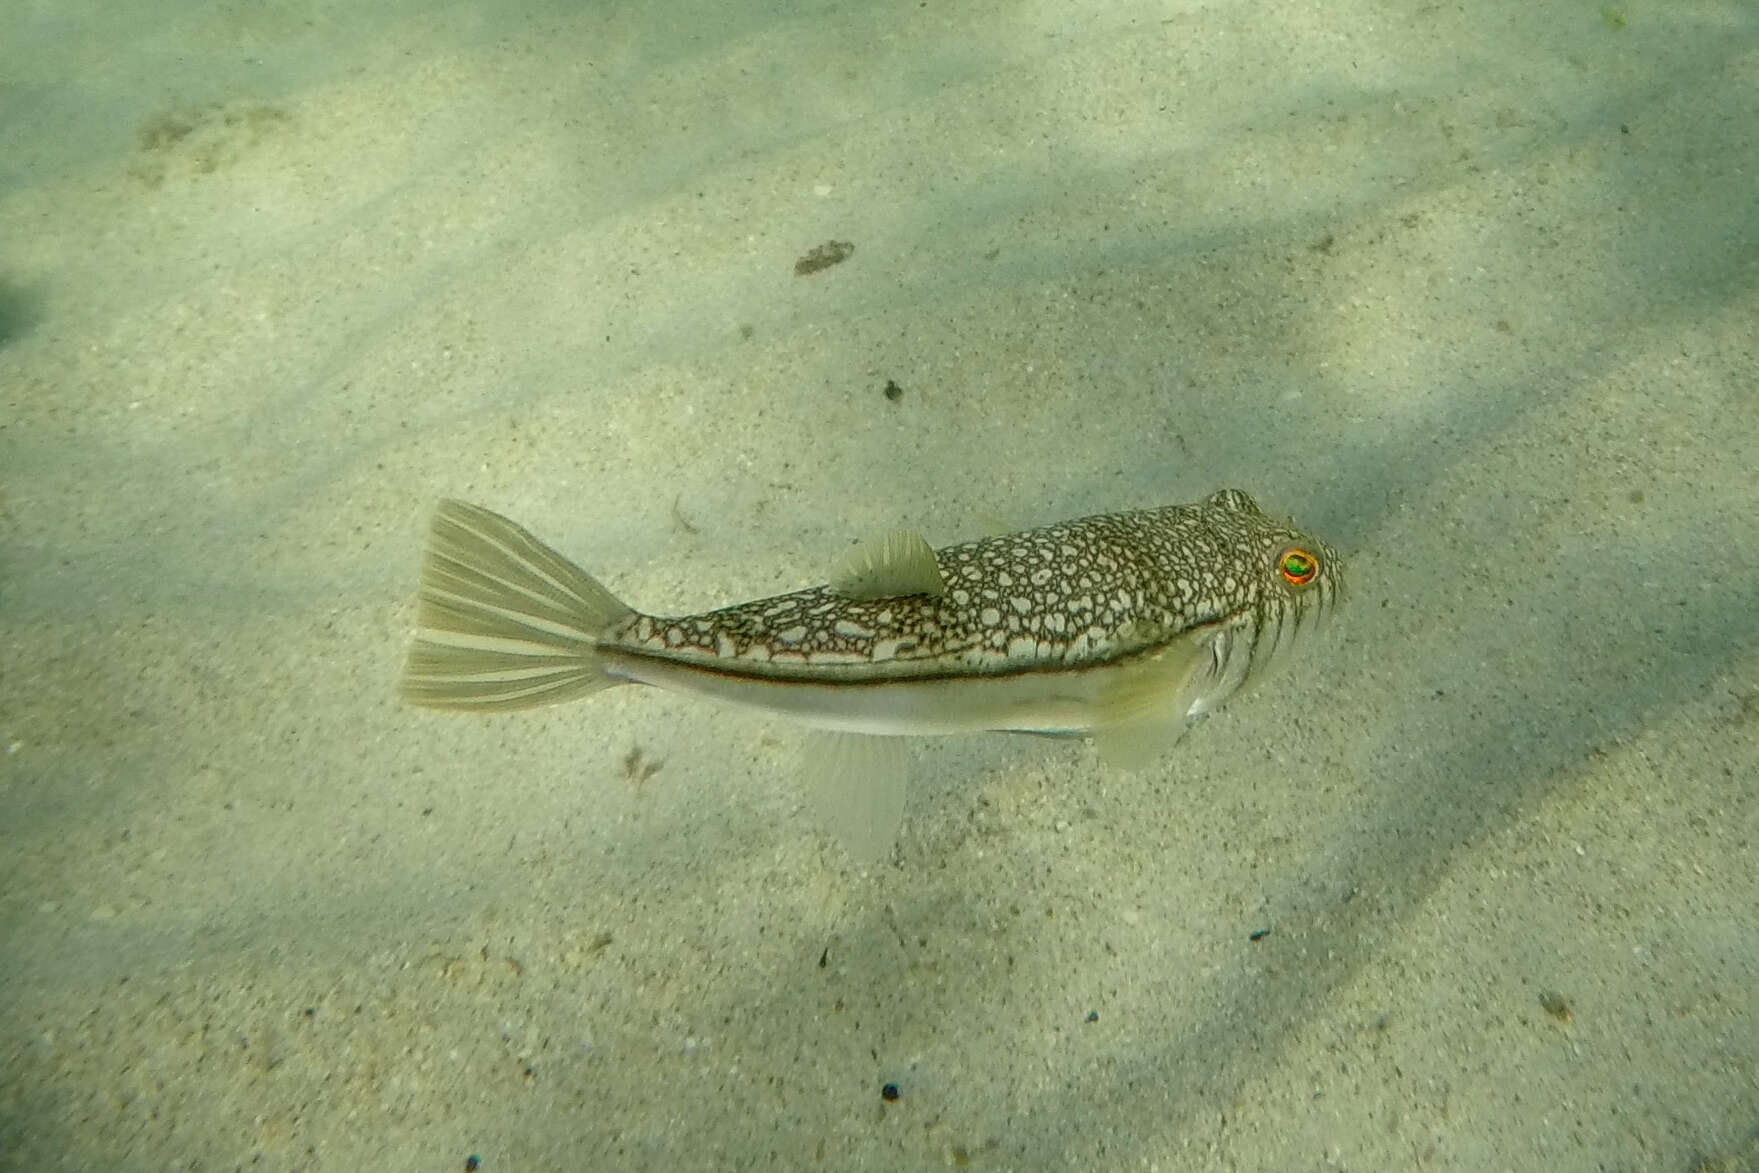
<box><xmin>805</xmin><ymin>732</ymin><xmax>912</xmax><ymax>862</ymax></box>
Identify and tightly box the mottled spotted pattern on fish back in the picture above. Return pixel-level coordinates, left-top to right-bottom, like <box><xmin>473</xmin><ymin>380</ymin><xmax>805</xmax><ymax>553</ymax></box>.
<box><xmin>601</xmin><ymin>489</ymin><xmax>1340</xmax><ymax>683</ymax></box>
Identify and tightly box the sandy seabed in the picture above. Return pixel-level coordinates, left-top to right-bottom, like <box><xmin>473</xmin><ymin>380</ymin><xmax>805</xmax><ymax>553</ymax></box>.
<box><xmin>2</xmin><ymin>0</ymin><xmax>1755</xmax><ymax>1169</ymax></box>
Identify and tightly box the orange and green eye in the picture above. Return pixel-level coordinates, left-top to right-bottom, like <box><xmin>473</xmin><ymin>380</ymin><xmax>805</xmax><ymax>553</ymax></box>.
<box><xmin>1278</xmin><ymin>547</ymin><xmax>1319</xmax><ymax>587</ymax></box>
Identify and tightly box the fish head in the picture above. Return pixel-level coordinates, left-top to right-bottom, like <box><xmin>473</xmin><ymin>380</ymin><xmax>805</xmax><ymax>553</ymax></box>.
<box><xmin>1187</xmin><ymin>488</ymin><xmax>1346</xmax><ymax>713</ymax></box>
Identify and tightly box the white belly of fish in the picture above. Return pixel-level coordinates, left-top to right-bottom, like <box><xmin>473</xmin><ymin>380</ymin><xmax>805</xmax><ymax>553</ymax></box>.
<box><xmin>598</xmin><ymin>633</ymin><xmax>1212</xmax><ymax>738</ymax></box>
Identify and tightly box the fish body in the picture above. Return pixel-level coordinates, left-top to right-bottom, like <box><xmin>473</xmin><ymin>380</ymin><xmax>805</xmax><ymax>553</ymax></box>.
<box><xmin>402</xmin><ymin>490</ymin><xmax>1343</xmax><ymax>855</ymax></box>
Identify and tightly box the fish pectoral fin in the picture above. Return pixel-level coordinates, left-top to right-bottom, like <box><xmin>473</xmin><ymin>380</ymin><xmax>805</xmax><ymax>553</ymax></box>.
<box><xmin>805</xmin><ymin>731</ymin><xmax>913</xmax><ymax>862</ymax></box>
<box><xmin>826</xmin><ymin>530</ymin><xmax>946</xmax><ymax>600</ymax></box>
<box><xmin>1092</xmin><ymin>714</ymin><xmax>1191</xmax><ymax>772</ymax></box>
<box><xmin>1089</xmin><ymin>636</ymin><xmax>1209</xmax><ymax>772</ymax></box>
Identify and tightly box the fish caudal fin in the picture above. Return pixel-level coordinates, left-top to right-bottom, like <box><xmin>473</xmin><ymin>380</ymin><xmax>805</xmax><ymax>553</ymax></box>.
<box><xmin>401</xmin><ymin>500</ymin><xmax>636</xmax><ymax>712</ymax></box>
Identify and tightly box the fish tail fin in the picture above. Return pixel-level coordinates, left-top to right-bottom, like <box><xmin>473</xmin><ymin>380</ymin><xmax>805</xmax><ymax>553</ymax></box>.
<box><xmin>400</xmin><ymin>499</ymin><xmax>637</xmax><ymax>712</ymax></box>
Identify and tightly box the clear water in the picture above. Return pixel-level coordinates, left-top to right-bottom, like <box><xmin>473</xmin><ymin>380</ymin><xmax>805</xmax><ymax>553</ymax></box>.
<box><xmin>2</xmin><ymin>0</ymin><xmax>1755</xmax><ymax>1167</ymax></box>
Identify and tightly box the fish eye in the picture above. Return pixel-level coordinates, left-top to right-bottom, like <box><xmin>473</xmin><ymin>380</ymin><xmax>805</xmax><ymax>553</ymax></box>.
<box><xmin>1277</xmin><ymin>547</ymin><xmax>1319</xmax><ymax>587</ymax></box>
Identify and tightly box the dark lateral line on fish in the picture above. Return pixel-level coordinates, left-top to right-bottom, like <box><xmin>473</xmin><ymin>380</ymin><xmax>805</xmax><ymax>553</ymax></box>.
<box><xmin>606</xmin><ymin>642</ymin><xmax>1183</xmax><ymax>689</ymax></box>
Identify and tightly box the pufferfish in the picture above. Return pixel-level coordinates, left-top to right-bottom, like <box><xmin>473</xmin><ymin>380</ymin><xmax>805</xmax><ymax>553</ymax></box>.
<box><xmin>401</xmin><ymin>489</ymin><xmax>1343</xmax><ymax>858</ymax></box>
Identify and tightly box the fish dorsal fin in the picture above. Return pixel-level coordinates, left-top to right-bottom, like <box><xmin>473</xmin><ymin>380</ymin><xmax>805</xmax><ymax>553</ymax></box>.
<box><xmin>827</xmin><ymin>530</ymin><xmax>946</xmax><ymax>600</ymax></box>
